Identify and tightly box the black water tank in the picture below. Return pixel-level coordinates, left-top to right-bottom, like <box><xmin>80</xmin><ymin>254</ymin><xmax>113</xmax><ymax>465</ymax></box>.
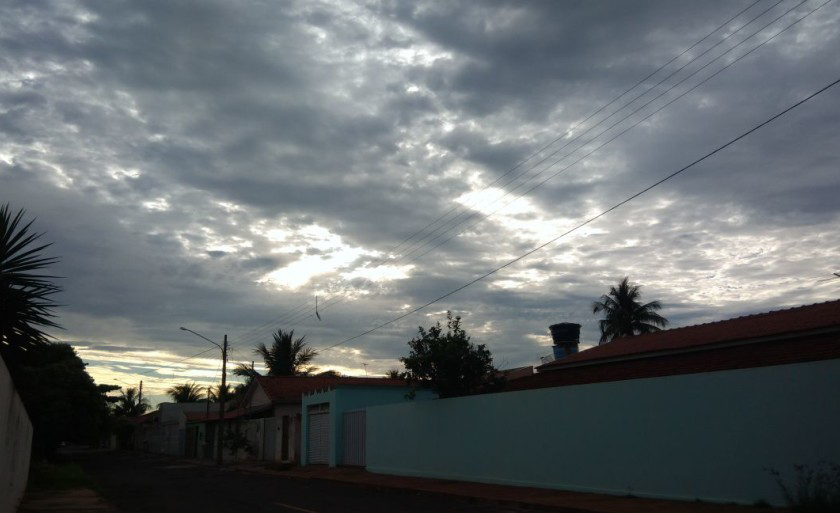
<box><xmin>549</xmin><ymin>323</ymin><xmax>581</xmax><ymax>345</ymax></box>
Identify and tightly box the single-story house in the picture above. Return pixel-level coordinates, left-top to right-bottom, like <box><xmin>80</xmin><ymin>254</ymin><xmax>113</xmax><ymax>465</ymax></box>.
<box><xmin>363</xmin><ymin>299</ymin><xmax>840</xmax><ymax>506</ymax></box>
<box><xmin>237</xmin><ymin>376</ymin><xmax>412</xmax><ymax>464</ymax></box>
<box><xmin>301</xmin><ymin>383</ymin><xmax>435</xmax><ymax>467</ymax></box>
<box><xmin>508</xmin><ymin>299</ymin><xmax>840</xmax><ymax>391</ymax></box>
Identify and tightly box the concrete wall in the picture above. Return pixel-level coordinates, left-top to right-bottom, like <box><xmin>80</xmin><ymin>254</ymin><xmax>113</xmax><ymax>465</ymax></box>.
<box><xmin>301</xmin><ymin>386</ymin><xmax>435</xmax><ymax>466</ymax></box>
<box><xmin>366</xmin><ymin>359</ymin><xmax>840</xmax><ymax>506</ymax></box>
<box><xmin>1</xmin><ymin>355</ymin><xmax>33</xmax><ymax>513</ymax></box>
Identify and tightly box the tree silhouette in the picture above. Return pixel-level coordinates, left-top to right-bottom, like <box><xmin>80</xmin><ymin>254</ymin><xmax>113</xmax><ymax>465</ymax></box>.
<box><xmin>255</xmin><ymin>329</ymin><xmax>318</xmax><ymax>376</ymax></box>
<box><xmin>592</xmin><ymin>277</ymin><xmax>668</xmax><ymax>344</ymax></box>
<box><xmin>401</xmin><ymin>311</ymin><xmax>501</xmax><ymax>398</ymax></box>
<box><xmin>0</xmin><ymin>204</ymin><xmax>62</xmax><ymax>356</ymax></box>
<box><xmin>113</xmin><ymin>387</ymin><xmax>149</xmax><ymax>417</ymax></box>
<box><xmin>385</xmin><ymin>369</ymin><xmax>407</xmax><ymax>379</ymax></box>
<box><xmin>166</xmin><ymin>382</ymin><xmax>205</xmax><ymax>402</ymax></box>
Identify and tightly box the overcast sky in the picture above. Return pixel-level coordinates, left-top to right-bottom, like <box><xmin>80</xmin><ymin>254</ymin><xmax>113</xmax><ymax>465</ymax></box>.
<box><xmin>2</xmin><ymin>0</ymin><xmax>839</xmax><ymax>406</ymax></box>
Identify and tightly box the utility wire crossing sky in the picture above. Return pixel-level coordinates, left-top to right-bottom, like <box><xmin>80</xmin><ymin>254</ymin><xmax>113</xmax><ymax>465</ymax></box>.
<box><xmin>1</xmin><ymin>0</ymin><xmax>838</xmax><ymax>405</ymax></box>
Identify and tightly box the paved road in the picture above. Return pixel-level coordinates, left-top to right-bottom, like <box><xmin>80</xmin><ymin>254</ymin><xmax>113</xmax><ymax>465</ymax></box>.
<box><xmin>75</xmin><ymin>452</ymin><xmax>546</xmax><ymax>513</ymax></box>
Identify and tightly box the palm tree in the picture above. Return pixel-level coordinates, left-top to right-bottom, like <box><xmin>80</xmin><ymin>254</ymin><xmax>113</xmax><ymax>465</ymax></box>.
<box><xmin>232</xmin><ymin>362</ymin><xmax>261</xmax><ymax>380</ymax></box>
<box><xmin>592</xmin><ymin>277</ymin><xmax>668</xmax><ymax>344</ymax></box>
<box><xmin>255</xmin><ymin>329</ymin><xmax>318</xmax><ymax>376</ymax></box>
<box><xmin>165</xmin><ymin>382</ymin><xmax>205</xmax><ymax>402</ymax></box>
<box><xmin>207</xmin><ymin>383</ymin><xmax>231</xmax><ymax>403</ymax></box>
<box><xmin>0</xmin><ymin>204</ymin><xmax>62</xmax><ymax>353</ymax></box>
<box><xmin>113</xmin><ymin>387</ymin><xmax>149</xmax><ymax>417</ymax></box>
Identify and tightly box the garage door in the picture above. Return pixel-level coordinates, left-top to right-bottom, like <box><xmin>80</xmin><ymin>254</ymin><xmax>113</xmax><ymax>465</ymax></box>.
<box><xmin>307</xmin><ymin>408</ymin><xmax>329</xmax><ymax>464</ymax></box>
<box><xmin>342</xmin><ymin>410</ymin><xmax>366</xmax><ymax>466</ymax></box>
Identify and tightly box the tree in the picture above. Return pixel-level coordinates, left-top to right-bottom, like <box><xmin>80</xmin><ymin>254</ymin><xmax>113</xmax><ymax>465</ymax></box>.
<box><xmin>592</xmin><ymin>276</ymin><xmax>668</xmax><ymax>344</ymax></box>
<box><xmin>232</xmin><ymin>362</ymin><xmax>260</xmax><ymax>380</ymax></box>
<box><xmin>113</xmin><ymin>387</ymin><xmax>149</xmax><ymax>417</ymax></box>
<box><xmin>0</xmin><ymin>204</ymin><xmax>62</xmax><ymax>356</ymax></box>
<box><xmin>6</xmin><ymin>342</ymin><xmax>113</xmax><ymax>457</ymax></box>
<box><xmin>166</xmin><ymin>382</ymin><xmax>205</xmax><ymax>402</ymax></box>
<box><xmin>255</xmin><ymin>329</ymin><xmax>318</xmax><ymax>376</ymax></box>
<box><xmin>400</xmin><ymin>311</ymin><xmax>501</xmax><ymax>398</ymax></box>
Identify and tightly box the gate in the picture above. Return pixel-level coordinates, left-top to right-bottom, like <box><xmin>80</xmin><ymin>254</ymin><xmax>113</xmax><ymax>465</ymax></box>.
<box><xmin>342</xmin><ymin>410</ymin><xmax>366</xmax><ymax>466</ymax></box>
<box><xmin>262</xmin><ymin>417</ymin><xmax>277</xmax><ymax>461</ymax></box>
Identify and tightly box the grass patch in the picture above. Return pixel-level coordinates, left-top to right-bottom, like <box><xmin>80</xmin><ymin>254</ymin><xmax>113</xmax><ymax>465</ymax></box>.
<box><xmin>27</xmin><ymin>462</ymin><xmax>97</xmax><ymax>491</ymax></box>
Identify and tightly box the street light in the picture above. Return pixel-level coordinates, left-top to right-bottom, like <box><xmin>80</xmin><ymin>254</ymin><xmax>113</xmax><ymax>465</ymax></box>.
<box><xmin>179</xmin><ymin>327</ymin><xmax>228</xmax><ymax>465</ymax></box>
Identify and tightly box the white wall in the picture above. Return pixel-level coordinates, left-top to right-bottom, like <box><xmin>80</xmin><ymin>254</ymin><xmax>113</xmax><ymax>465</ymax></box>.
<box><xmin>1</xmin><ymin>355</ymin><xmax>33</xmax><ymax>513</ymax></box>
<box><xmin>367</xmin><ymin>359</ymin><xmax>840</xmax><ymax>506</ymax></box>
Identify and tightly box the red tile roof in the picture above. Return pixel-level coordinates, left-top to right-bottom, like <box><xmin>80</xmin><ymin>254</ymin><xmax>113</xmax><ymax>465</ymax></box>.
<box><xmin>539</xmin><ymin>299</ymin><xmax>840</xmax><ymax>371</ymax></box>
<box><xmin>185</xmin><ymin>403</ymin><xmax>273</xmax><ymax>422</ymax></box>
<box><xmin>255</xmin><ymin>376</ymin><xmax>409</xmax><ymax>403</ymax></box>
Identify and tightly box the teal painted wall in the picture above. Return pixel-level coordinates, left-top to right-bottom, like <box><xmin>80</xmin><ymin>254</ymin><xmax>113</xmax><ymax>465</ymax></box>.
<box><xmin>301</xmin><ymin>386</ymin><xmax>435</xmax><ymax>466</ymax></box>
<box><xmin>366</xmin><ymin>359</ymin><xmax>840</xmax><ymax>506</ymax></box>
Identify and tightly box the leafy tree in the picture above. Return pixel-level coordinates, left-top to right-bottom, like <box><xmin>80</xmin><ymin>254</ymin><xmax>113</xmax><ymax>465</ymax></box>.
<box><xmin>592</xmin><ymin>277</ymin><xmax>668</xmax><ymax>344</ymax></box>
<box><xmin>166</xmin><ymin>382</ymin><xmax>205</xmax><ymax>402</ymax></box>
<box><xmin>113</xmin><ymin>386</ymin><xmax>149</xmax><ymax>417</ymax></box>
<box><xmin>6</xmin><ymin>342</ymin><xmax>112</xmax><ymax>457</ymax></box>
<box><xmin>0</xmin><ymin>204</ymin><xmax>62</xmax><ymax>357</ymax></box>
<box><xmin>400</xmin><ymin>311</ymin><xmax>501</xmax><ymax>398</ymax></box>
<box><xmin>255</xmin><ymin>329</ymin><xmax>318</xmax><ymax>376</ymax></box>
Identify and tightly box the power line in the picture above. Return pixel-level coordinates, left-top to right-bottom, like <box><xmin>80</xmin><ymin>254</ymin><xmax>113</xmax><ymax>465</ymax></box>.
<box><xmin>280</xmin><ymin>0</ymin><xmax>828</xmax><ymax>333</ymax></box>
<box><xmin>231</xmin><ymin>1</ymin><xmax>769</xmax><ymax>343</ymax></box>
<box><xmin>319</xmin><ymin>74</ymin><xmax>840</xmax><ymax>351</ymax></box>
<box><xmin>386</xmin><ymin>0</ymin><xmax>821</xmax><ymax>269</ymax></box>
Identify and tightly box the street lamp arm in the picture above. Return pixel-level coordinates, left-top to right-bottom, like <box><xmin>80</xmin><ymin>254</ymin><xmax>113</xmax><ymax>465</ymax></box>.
<box><xmin>179</xmin><ymin>326</ymin><xmax>223</xmax><ymax>351</ymax></box>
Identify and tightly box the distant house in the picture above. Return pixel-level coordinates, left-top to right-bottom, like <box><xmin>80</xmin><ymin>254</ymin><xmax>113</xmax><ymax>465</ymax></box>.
<box><xmin>132</xmin><ymin>402</ymin><xmax>212</xmax><ymax>455</ymax></box>
<box><xmin>509</xmin><ymin>299</ymin><xmax>840</xmax><ymax>390</ymax></box>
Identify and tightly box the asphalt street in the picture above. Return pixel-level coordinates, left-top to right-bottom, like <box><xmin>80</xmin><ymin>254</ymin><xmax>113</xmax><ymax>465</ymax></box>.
<box><xmin>75</xmin><ymin>451</ymin><xmax>547</xmax><ymax>513</ymax></box>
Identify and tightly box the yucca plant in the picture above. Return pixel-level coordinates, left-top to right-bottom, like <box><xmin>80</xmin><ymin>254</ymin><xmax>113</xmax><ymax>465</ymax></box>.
<box><xmin>0</xmin><ymin>204</ymin><xmax>62</xmax><ymax>351</ymax></box>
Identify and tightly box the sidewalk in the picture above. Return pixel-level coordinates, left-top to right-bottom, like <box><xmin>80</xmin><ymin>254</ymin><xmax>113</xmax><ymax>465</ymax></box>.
<box><xmin>230</xmin><ymin>462</ymin><xmax>786</xmax><ymax>513</ymax></box>
<box><xmin>17</xmin><ymin>488</ymin><xmax>119</xmax><ymax>513</ymax></box>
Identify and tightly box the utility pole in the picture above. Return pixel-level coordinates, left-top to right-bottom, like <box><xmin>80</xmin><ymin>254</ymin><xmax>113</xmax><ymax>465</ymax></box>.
<box><xmin>178</xmin><ymin>327</ymin><xmax>229</xmax><ymax>465</ymax></box>
<box><xmin>216</xmin><ymin>334</ymin><xmax>228</xmax><ymax>465</ymax></box>
<box><xmin>138</xmin><ymin>380</ymin><xmax>143</xmax><ymax>405</ymax></box>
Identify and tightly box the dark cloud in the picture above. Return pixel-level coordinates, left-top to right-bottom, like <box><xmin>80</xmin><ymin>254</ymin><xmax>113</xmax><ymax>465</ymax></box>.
<box><xmin>1</xmin><ymin>0</ymin><xmax>837</xmax><ymax>388</ymax></box>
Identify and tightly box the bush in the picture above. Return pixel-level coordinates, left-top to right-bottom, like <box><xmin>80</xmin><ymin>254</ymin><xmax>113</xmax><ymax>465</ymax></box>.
<box><xmin>768</xmin><ymin>461</ymin><xmax>840</xmax><ymax>512</ymax></box>
<box><xmin>222</xmin><ymin>428</ymin><xmax>254</xmax><ymax>457</ymax></box>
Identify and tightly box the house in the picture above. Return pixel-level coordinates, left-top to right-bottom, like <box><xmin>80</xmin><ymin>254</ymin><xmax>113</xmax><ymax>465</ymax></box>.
<box><xmin>237</xmin><ymin>375</ymin><xmax>413</xmax><ymax>464</ymax></box>
<box><xmin>301</xmin><ymin>382</ymin><xmax>435</xmax><ymax>467</ymax></box>
<box><xmin>363</xmin><ymin>299</ymin><xmax>840</xmax><ymax>506</ymax></box>
<box><xmin>509</xmin><ymin>299</ymin><xmax>840</xmax><ymax>391</ymax></box>
<box><xmin>131</xmin><ymin>402</ymin><xmax>212</xmax><ymax>455</ymax></box>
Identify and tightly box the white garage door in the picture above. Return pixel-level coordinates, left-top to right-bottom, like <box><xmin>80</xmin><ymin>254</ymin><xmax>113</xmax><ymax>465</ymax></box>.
<box><xmin>307</xmin><ymin>409</ymin><xmax>329</xmax><ymax>464</ymax></box>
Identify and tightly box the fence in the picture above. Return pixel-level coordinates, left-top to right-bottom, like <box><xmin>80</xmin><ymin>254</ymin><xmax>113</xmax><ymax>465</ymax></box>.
<box><xmin>1</xmin><ymin>355</ymin><xmax>33</xmax><ymax>513</ymax></box>
<box><xmin>366</xmin><ymin>358</ymin><xmax>840</xmax><ymax>506</ymax></box>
